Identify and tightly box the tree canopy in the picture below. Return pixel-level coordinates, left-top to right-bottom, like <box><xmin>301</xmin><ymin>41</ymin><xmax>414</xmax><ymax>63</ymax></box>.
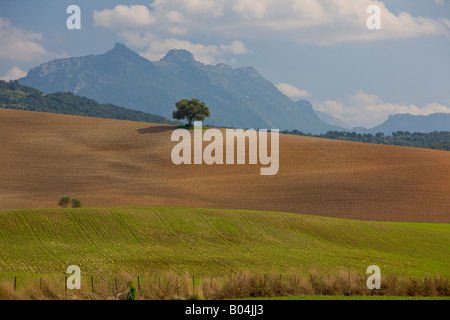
<box><xmin>172</xmin><ymin>98</ymin><xmax>210</xmax><ymax>126</ymax></box>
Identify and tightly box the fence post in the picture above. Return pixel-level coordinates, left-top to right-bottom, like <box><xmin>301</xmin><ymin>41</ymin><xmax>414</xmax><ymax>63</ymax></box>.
<box><xmin>91</xmin><ymin>276</ymin><xmax>94</xmax><ymax>293</ymax></box>
<box><xmin>138</xmin><ymin>276</ymin><xmax>140</xmax><ymax>291</ymax></box>
<box><xmin>13</xmin><ymin>276</ymin><xmax>17</xmax><ymax>291</ymax></box>
<box><xmin>348</xmin><ymin>267</ymin><xmax>351</xmax><ymax>295</ymax></box>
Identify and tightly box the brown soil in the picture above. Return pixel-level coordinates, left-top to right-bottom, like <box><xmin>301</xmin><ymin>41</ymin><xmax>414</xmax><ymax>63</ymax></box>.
<box><xmin>1</xmin><ymin>109</ymin><xmax>449</xmax><ymax>222</ymax></box>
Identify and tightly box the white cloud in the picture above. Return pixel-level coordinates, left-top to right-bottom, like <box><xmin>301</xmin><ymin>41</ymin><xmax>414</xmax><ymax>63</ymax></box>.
<box><xmin>140</xmin><ymin>38</ymin><xmax>221</xmax><ymax>64</ymax></box>
<box><xmin>118</xmin><ymin>30</ymin><xmax>249</xmax><ymax>65</ymax></box>
<box><xmin>144</xmin><ymin>0</ymin><xmax>450</xmax><ymax>45</ymax></box>
<box><xmin>232</xmin><ymin>0</ymin><xmax>273</xmax><ymax>19</ymax></box>
<box><xmin>435</xmin><ymin>0</ymin><xmax>444</xmax><ymax>6</ymax></box>
<box><xmin>257</xmin><ymin>0</ymin><xmax>450</xmax><ymax>45</ymax></box>
<box><xmin>117</xmin><ymin>30</ymin><xmax>156</xmax><ymax>48</ymax></box>
<box><xmin>276</xmin><ymin>83</ymin><xmax>311</xmax><ymax>98</ymax></box>
<box><xmin>314</xmin><ymin>92</ymin><xmax>450</xmax><ymax>128</ymax></box>
<box><xmin>101</xmin><ymin>1</ymin><xmax>450</xmax><ymax>68</ymax></box>
<box><xmin>219</xmin><ymin>41</ymin><xmax>250</xmax><ymax>54</ymax></box>
<box><xmin>152</xmin><ymin>0</ymin><xmax>225</xmax><ymax>18</ymax></box>
<box><xmin>165</xmin><ymin>11</ymin><xmax>185</xmax><ymax>24</ymax></box>
<box><xmin>0</xmin><ymin>18</ymin><xmax>47</xmax><ymax>61</ymax></box>
<box><xmin>143</xmin><ymin>38</ymin><xmax>248</xmax><ymax>65</ymax></box>
<box><xmin>93</xmin><ymin>5</ymin><xmax>156</xmax><ymax>29</ymax></box>
<box><xmin>0</xmin><ymin>67</ymin><xmax>27</xmax><ymax>81</ymax></box>
<box><xmin>167</xmin><ymin>26</ymin><xmax>188</xmax><ymax>35</ymax></box>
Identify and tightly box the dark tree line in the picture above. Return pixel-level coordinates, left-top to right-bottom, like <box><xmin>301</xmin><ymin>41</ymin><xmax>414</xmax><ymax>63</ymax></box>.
<box><xmin>282</xmin><ymin>129</ymin><xmax>450</xmax><ymax>151</ymax></box>
<box><xmin>0</xmin><ymin>80</ymin><xmax>180</xmax><ymax>125</ymax></box>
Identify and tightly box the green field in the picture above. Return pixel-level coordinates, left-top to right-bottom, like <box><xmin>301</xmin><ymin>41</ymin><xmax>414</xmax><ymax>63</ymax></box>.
<box><xmin>0</xmin><ymin>207</ymin><xmax>448</xmax><ymax>280</ymax></box>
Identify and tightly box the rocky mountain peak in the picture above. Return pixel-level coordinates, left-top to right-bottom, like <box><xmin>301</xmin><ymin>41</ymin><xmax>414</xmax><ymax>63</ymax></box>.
<box><xmin>106</xmin><ymin>42</ymin><xmax>143</xmax><ymax>59</ymax></box>
<box><xmin>161</xmin><ymin>49</ymin><xmax>196</xmax><ymax>63</ymax></box>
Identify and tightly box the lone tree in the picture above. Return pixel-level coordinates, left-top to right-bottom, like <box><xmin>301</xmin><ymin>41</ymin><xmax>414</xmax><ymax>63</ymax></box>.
<box><xmin>172</xmin><ymin>98</ymin><xmax>210</xmax><ymax>127</ymax></box>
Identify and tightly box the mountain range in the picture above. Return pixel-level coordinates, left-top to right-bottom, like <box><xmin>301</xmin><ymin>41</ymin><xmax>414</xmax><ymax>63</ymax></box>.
<box><xmin>18</xmin><ymin>43</ymin><xmax>450</xmax><ymax>134</ymax></box>
<box><xmin>19</xmin><ymin>43</ymin><xmax>341</xmax><ymax>133</ymax></box>
<box><xmin>353</xmin><ymin>113</ymin><xmax>450</xmax><ymax>135</ymax></box>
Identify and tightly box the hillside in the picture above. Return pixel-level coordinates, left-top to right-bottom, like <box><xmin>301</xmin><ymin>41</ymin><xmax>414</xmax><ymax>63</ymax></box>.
<box><xmin>0</xmin><ymin>80</ymin><xmax>177</xmax><ymax>124</ymax></box>
<box><xmin>0</xmin><ymin>207</ymin><xmax>448</xmax><ymax>277</ymax></box>
<box><xmin>282</xmin><ymin>130</ymin><xmax>450</xmax><ymax>151</ymax></box>
<box><xmin>0</xmin><ymin>109</ymin><xmax>449</xmax><ymax>222</ymax></box>
<box><xmin>19</xmin><ymin>43</ymin><xmax>342</xmax><ymax>133</ymax></box>
<box><xmin>354</xmin><ymin>113</ymin><xmax>450</xmax><ymax>135</ymax></box>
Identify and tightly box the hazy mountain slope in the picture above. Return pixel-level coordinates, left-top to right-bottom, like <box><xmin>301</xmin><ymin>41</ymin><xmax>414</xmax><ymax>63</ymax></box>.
<box><xmin>354</xmin><ymin>113</ymin><xmax>450</xmax><ymax>134</ymax></box>
<box><xmin>315</xmin><ymin>110</ymin><xmax>350</xmax><ymax>129</ymax></box>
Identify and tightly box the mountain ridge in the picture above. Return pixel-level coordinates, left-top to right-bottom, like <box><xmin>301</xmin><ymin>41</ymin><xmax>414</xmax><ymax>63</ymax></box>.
<box><xmin>353</xmin><ymin>113</ymin><xmax>450</xmax><ymax>134</ymax></box>
<box><xmin>19</xmin><ymin>43</ymin><xmax>343</xmax><ymax>133</ymax></box>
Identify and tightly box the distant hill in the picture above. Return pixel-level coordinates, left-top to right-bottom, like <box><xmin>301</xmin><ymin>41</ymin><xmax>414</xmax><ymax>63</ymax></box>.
<box><xmin>19</xmin><ymin>43</ymin><xmax>342</xmax><ymax>133</ymax></box>
<box><xmin>0</xmin><ymin>80</ymin><xmax>178</xmax><ymax>124</ymax></box>
<box><xmin>283</xmin><ymin>129</ymin><xmax>450</xmax><ymax>151</ymax></box>
<box><xmin>354</xmin><ymin>113</ymin><xmax>450</xmax><ymax>134</ymax></box>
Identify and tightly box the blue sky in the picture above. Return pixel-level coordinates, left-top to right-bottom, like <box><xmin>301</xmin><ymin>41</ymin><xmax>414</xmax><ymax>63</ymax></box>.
<box><xmin>0</xmin><ymin>0</ymin><xmax>449</xmax><ymax>127</ymax></box>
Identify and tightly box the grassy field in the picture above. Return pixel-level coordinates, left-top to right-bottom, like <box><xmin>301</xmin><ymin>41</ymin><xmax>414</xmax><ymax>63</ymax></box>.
<box><xmin>0</xmin><ymin>207</ymin><xmax>448</xmax><ymax>279</ymax></box>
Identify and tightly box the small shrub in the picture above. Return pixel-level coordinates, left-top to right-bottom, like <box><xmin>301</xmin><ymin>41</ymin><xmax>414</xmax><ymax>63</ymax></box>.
<box><xmin>58</xmin><ymin>195</ymin><xmax>71</xmax><ymax>208</ymax></box>
<box><xmin>71</xmin><ymin>198</ymin><xmax>81</xmax><ymax>208</ymax></box>
<box><xmin>126</xmin><ymin>282</ymin><xmax>136</xmax><ymax>300</ymax></box>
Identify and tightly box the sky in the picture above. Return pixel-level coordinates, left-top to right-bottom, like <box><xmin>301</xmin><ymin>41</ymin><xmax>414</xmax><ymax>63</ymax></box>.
<box><xmin>0</xmin><ymin>0</ymin><xmax>449</xmax><ymax>128</ymax></box>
